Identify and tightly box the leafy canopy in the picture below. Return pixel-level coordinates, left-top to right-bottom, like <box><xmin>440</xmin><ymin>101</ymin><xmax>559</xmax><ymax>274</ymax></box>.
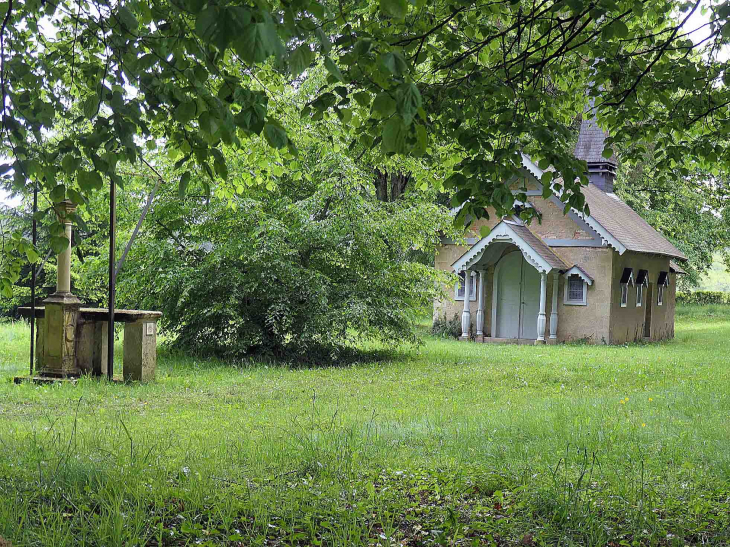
<box><xmin>3</xmin><ymin>0</ymin><xmax>730</xmax><ymax>289</ymax></box>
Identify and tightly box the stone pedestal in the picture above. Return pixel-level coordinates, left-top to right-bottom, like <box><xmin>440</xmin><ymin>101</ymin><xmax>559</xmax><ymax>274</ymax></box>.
<box><xmin>123</xmin><ymin>320</ymin><xmax>158</xmax><ymax>382</ymax></box>
<box><xmin>76</xmin><ymin>319</ymin><xmax>109</xmax><ymax>376</ymax></box>
<box><xmin>38</xmin><ymin>294</ymin><xmax>82</xmax><ymax>377</ymax></box>
<box><xmin>19</xmin><ymin>307</ymin><xmax>161</xmax><ymax>382</ymax></box>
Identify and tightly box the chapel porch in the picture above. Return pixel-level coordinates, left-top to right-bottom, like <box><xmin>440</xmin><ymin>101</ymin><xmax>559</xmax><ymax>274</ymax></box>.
<box><xmin>449</xmin><ymin>220</ymin><xmax>587</xmax><ymax>344</ymax></box>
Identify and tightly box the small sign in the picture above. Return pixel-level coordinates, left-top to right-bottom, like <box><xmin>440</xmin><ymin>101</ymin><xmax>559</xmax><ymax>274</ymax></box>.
<box><xmin>146</xmin><ymin>323</ymin><xmax>154</xmax><ymax>336</ymax></box>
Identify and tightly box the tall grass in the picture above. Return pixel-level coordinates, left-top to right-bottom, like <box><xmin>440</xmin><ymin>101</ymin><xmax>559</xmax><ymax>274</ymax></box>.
<box><xmin>0</xmin><ymin>309</ymin><xmax>729</xmax><ymax>546</ymax></box>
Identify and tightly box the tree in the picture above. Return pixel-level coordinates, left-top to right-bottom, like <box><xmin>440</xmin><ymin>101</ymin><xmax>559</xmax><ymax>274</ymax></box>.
<box><xmin>616</xmin><ymin>155</ymin><xmax>730</xmax><ymax>288</ymax></box>
<box><xmin>4</xmin><ymin>0</ymin><xmax>730</xmax><ymax>293</ymax></box>
<box><xmin>69</xmin><ymin>139</ymin><xmax>454</xmax><ymax>359</ymax></box>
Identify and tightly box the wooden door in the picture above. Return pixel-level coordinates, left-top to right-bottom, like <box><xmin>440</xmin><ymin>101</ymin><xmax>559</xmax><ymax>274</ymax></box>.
<box><xmin>495</xmin><ymin>252</ymin><xmax>522</xmax><ymax>338</ymax></box>
<box><xmin>519</xmin><ymin>262</ymin><xmax>541</xmax><ymax>339</ymax></box>
<box><xmin>495</xmin><ymin>252</ymin><xmax>541</xmax><ymax>339</ymax></box>
<box><xmin>644</xmin><ymin>283</ymin><xmax>653</xmax><ymax>338</ymax></box>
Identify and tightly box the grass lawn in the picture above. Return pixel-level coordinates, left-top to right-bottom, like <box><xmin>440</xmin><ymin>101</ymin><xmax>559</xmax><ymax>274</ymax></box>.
<box><xmin>1</xmin><ymin>310</ymin><xmax>729</xmax><ymax>546</ymax></box>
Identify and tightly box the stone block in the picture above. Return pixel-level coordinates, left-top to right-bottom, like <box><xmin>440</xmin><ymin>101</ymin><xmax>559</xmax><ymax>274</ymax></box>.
<box><xmin>123</xmin><ymin>320</ymin><xmax>157</xmax><ymax>382</ymax></box>
<box><xmin>40</xmin><ymin>301</ymin><xmax>80</xmax><ymax>377</ymax></box>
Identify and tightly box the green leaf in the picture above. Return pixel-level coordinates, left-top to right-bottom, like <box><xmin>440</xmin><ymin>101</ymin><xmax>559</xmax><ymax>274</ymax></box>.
<box><xmin>372</xmin><ymin>92</ymin><xmax>396</xmax><ymax>118</ymax></box>
<box><xmin>25</xmin><ymin>246</ymin><xmax>39</xmax><ymax>264</ymax></box>
<box><xmin>118</xmin><ymin>6</ymin><xmax>139</xmax><ymax>31</ymax></box>
<box><xmin>315</xmin><ymin>28</ymin><xmax>331</xmax><ymax>53</ymax></box>
<box><xmin>212</xmin><ymin>150</ymin><xmax>228</xmax><ymax>180</ymax></box>
<box><xmin>336</xmin><ymin>107</ymin><xmax>352</xmax><ymax>124</ymax></box>
<box><xmin>414</xmin><ymin>123</ymin><xmax>427</xmax><ymax>156</ymax></box>
<box><xmin>353</xmin><ymin>92</ymin><xmax>371</xmax><ymax>107</ymax></box>
<box><xmin>602</xmin><ymin>147</ymin><xmax>614</xmax><ymax>159</ymax></box>
<box><xmin>263</xmin><ymin>122</ymin><xmax>288</xmax><ymax>149</ymax></box>
<box><xmin>380</xmin><ymin>52</ymin><xmax>408</xmax><ymax>76</ymax></box>
<box><xmin>69</xmin><ymin>212</ymin><xmax>89</xmax><ymax>233</ymax></box>
<box><xmin>290</xmin><ymin>45</ymin><xmax>314</xmax><ymax>77</ymax></box>
<box><xmin>49</xmin><ymin>184</ymin><xmax>65</xmax><ymax>203</ymax></box>
<box><xmin>178</xmin><ymin>171</ymin><xmax>191</xmax><ymax>198</ymax></box>
<box><xmin>61</xmin><ymin>155</ymin><xmax>81</xmax><ymax>175</ymax></box>
<box><xmin>196</xmin><ymin>6</ymin><xmax>219</xmax><ymax>42</ymax></box>
<box><xmin>324</xmin><ymin>57</ymin><xmax>345</xmax><ymax>82</ymax></box>
<box><xmin>174</xmin><ymin>101</ymin><xmax>197</xmax><ymax>124</ymax></box>
<box><xmin>50</xmin><ymin>236</ymin><xmax>70</xmax><ymax>255</ymax></box>
<box><xmin>541</xmin><ymin>171</ymin><xmax>553</xmax><ymax>184</ymax></box>
<box><xmin>67</xmin><ymin>188</ymin><xmax>85</xmax><ymax>205</ymax></box>
<box><xmin>83</xmin><ymin>94</ymin><xmax>99</xmax><ymax>120</ymax></box>
<box><xmin>77</xmin><ymin>170</ymin><xmax>103</xmax><ymax>192</ymax></box>
<box><xmin>398</xmin><ymin>83</ymin><xmax>422</xmax><ymax>126</ymax></box>
<box><xmin>612</xmin><ymin>19</ymin><xmax>629</xmax><ymax>38</ymax></box>
<box><xmin>382</xmin><ymin>115</ymin><xmax>408</xmax><ymax>154</ymax></box>
<box><xmin>184</xmin><ymin>0</ymin><xmax>205</xmax><ymax>14</ymax></box>
<box><xmin>234</xmin><ymin>22</ymin><xmax>280</xmax><ymax>65</ymax></box>
<box><xmin>380</xmin><ymin>0</ymin><xmax>408</xmax><ymax>19</ymax></box>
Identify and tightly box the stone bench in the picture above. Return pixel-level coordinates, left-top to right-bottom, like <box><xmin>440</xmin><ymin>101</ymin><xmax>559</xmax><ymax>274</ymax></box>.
<box><xmin>19</xmin><ymin>307</ymin><xmax>162</xmax><ymax>382</ymax></box>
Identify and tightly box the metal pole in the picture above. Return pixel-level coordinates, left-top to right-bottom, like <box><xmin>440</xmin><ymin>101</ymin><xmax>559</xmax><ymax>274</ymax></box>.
<box><xmin>108</xmin><ymin>177</ymin><xmax>116</xmax><ymax>380</ymax></box>
<box><xmin>29</xmin><ymin>181</ymin><xmax>37</xmax><ymax>376</ymax></box>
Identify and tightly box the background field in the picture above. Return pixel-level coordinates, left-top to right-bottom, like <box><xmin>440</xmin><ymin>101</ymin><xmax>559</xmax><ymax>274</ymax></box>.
<box><xmin>1</xmin><ymin>310</ymin><xmax>729</xmax><ymax>546</ymax></box>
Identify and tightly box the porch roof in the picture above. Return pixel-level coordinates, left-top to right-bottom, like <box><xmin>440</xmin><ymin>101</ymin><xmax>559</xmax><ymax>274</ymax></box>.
<box><xmin>452</xmin><ymin>220</ymin><xmax>569</xmax><ymax>274</ymax></box>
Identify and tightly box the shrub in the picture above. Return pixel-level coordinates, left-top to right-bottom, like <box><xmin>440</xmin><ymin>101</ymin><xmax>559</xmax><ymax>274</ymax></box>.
<box><xmin>676</xmin><ymin>291</ymin><xmax>730</xmax><ymax>305</ymax></box>
<box><xmin>110</xmin><ymin>190</ymin><xmax>452</xmax><ymax>361</ymax></box>
<box><xmin>431</xmin><ymin>314</ymin><xmax>462</xmax><ymax>339</ymax></box>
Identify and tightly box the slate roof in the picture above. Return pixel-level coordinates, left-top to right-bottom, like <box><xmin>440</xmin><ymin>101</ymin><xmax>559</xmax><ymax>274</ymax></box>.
<box><xmin>670</xmin><ymin>260</ymin><xmax>687</xmax><ymax>274</ymax></box>
<box><xmin>581</xmin><ymin>183</ymin><xmax>687</xmax><ymax>260</ymax></box>
<box><xmin>508</xmin><ymin>223</ymin><xmax>569</xmax><ymax>271</ymax></box>
<box><xmin>574</xmin><ymin>116</ymin><xmax>617</xmax><ymax>165</ymax></box>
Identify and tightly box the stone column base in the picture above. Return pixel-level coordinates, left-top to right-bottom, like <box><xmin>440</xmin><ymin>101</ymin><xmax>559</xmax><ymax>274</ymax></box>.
<box><xmin>38</xmin><ymin>294</ymin><xmax>82</xmax><ymax>377</ymax></box>
<box><xmin>123</xmin><ymin>320</ymin><xmax>158</xmax><ymax>382</ymax></box>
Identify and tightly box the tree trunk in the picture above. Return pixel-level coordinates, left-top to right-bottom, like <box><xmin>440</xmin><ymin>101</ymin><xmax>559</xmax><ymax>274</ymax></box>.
<box><xmin>373</xmin><ymin>169</ymin><xmax>410</xmax><ymax>202</ymax></box>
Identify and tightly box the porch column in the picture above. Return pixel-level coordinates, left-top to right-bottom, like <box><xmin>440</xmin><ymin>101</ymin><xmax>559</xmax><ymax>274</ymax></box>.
<box><xmin>476</xmin><ymin>270</ymin><xmax>485</xmax><ymax>337</ymax></box>
<box><xmin>461</xmin><ymin>270</ymin><xmax>471</xmax><ymax>339</ymax></box>
<box><xmin>536</xmin><ymin>271</ymin><xmax>547</xmax><ymax>343</ymax></box>
<box><xmin>549</xmin><ymin>271</ymin><xmax>559</xmax><ymax>341</ymax></box>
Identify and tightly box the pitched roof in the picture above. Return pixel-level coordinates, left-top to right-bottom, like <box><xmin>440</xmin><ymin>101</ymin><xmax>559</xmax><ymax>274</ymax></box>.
<box><xmin>520</xmin><ymin>154</ymin><xmax>686</xmax><ymax>260</ymax></box>
<box><xmin>509</xmin><ymin>223</ymin><xmax>569</xmax><ymax>270</ymax></box>
<box><xmin>452</xmin><ymin>220</ymin><xmax>568</xmax><ymax>273</ymax></box>
<box><xmin>564</xmin><ymin>265</ymin><xmax>594</xmax><ymax>285</ymax></box>
<box><xmin>574</xmin><ymin>116</ymin><xmax>617</xmax><ymax>165</ymax></box>
<box><xmin>670</xmin><ymin>260</ymin><xmax>687</xmax><ymax>274</ymax></box>
<box><xmin>580</xmin><ymin>183</ymin><xmax>687</xmax><ymax>260</ymax></box>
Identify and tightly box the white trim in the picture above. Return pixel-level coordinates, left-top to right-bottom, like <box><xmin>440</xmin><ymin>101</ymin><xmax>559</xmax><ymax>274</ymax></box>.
<box><xmin>657</xmin><ymin>284</ymin><xmax>664</xmax><ymax>306</ymax></box>
<box><xmin>564</xmin><ymin>274</ymin><xmax>588</xmax><ymax>306</ymax></box>
<box><xmin>620</xmin><ymin>283</ymin><xmax>629</xmax><ymax>308</ymax></box>
<box><xmin>452</xmin><ymin>221</ymin><xmax>559</xmax><ymax>274</ymax></box>
<box><xmin>563</xmin><ymin>266</ymin><xmax>594</xmax><ymax>286</ymax></box>
<box><xmin>490</xmin><ymin>262</ymin><xmax>499</xmax><ymax>339</ymax></box>
<box><xmin>517</xmin><ymin>161</ymin><xmax>628</xmax><ymax>255</ymax></box>
<box><xmin>636</xmin><ymin>284</ymin><xmax>644</xmax><ymax>307</ymax></box>
<box><xmin>454</xmin><ymin>271</ymin><xmax>477</xmax><ymax>301</ymax></box>
<box><xmin>520</xmin><ymin>153</ymin><xmax>544</xmax><ymax>180</ymax></box>
<box><xmin>543</xmin><ymin>238</ymin><xmax>604</xmax><ymax>247</ymax></box>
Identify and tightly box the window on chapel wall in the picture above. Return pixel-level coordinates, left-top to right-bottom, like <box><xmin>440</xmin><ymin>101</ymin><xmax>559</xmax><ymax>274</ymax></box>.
<box><xmin>657</xmin><ymin>271</ymin><xmax>669</xmax><ymax>306</ymax></box>
<box><xmin>455</xmin><ymin>271</ymin><xmax>477</xmax><ymax>301</ymax></box>
<box><xmin>636</xmin><ymin>269</ymin><xmax>648</xmax><ymax>308</ymax></box>
<box><xmin>619</xmin><ymin>268</ymin><xmax>634</xmax><ymax>308</ymax></box>
<box><xmin>564</xmin><ymin>274</ymin><xmax>587</xmax><ymax>305</ymax></box>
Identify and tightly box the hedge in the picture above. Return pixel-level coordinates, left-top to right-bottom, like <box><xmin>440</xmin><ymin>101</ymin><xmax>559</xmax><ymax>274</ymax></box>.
<box><xmin>676</xmin><ymin>291</ymin><xmax>730</xmax><ymax>305</ymax></box>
